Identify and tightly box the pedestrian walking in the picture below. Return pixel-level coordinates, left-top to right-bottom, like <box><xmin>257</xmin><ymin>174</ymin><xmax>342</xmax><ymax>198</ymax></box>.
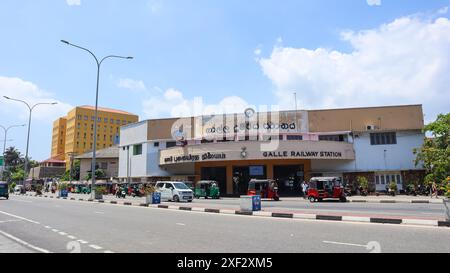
<box><xmin>431</xmin><ymin>182</ymin><xmax>438</xmax><ymax>198</ymax></box>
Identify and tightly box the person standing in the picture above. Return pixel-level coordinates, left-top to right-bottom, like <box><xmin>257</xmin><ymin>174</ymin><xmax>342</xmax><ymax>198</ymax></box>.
<box><xmin>301</xmin><ymin>181</ymin><xmax>308</xmax><ymax>199</ymax></box>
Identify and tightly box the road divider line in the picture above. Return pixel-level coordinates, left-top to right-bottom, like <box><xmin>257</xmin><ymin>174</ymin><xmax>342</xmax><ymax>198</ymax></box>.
<box><xmin>77</xmin><ymin>240</ymin><xmax>88</xmax><ymax>244</ymax></box>
<box><xmin>58</xmin><ymin>232</ymin><xmax>68</xmax><ymax>236</ymax></box>
<box><xmin>323</xmin><ymin>240</ymin><xmax>367</xmax><ymax>248</ymax></box>
<box><xmin>67</xmin><ymin>235</ymin><xmax>77</xmax><ymax>240</ymax></box>
<box><xmin>0</xmin><ymin>210</ymin><xmax>40</xmax><ymax>225</ymax></box>
<box><xmin>89</xmin><ymin>244</ymin><xmax>103</xmax><ymax>250</ymax></box>
<box><xmin>0</xmin><ymin>229</ymin><xmax>51</xmax><ymax>253</ymax></box>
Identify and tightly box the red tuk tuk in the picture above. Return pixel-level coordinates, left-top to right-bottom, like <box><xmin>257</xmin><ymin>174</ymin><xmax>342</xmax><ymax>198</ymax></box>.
<box><xmin>307</xmin><ymin>177</ymin><xmax>347</xmax><ymax>202</ymax></box>
<box><xmin>247</xmin><ymin>179</ymin><xmax>280</xmax><ymax>201</ymax></box>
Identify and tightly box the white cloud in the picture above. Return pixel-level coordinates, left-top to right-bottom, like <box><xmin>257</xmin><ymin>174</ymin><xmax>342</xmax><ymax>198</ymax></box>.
<box><xmin>438</xmin><ymin>6</ymin><xmax>449</xmax><ymax>15</ymax></box>
<box><xmin>117</xmin><ymin>78</ymin><xmax>147</xmax><ymax>92</ymax></box>
<box><xmin>0</xmin><ymin>76</ymin><xmax>73</xmax><ymax>122</ymax></box>
<box><xmin>254</xmin><ymin>48</ymin><xmax>262</xmax><ymax>56</ymax></box>
<box><xmin>66</xmin><ymin>0</ymin><xmax>81</xmax><ymax>6</ymax></box>
<box><xmin>367</xmin><ymin>0</ymin><xmax>381</xmax><ymax>6</ymax></box>
<box><xmin>259</xmin><ymin>15</ymin><xmax>450</xmax><ymax>122</ymax></box>
<box><xmin>142</xmin><ymin>88</ymin><xmax>250</xmax><ymax>119</ymax></box>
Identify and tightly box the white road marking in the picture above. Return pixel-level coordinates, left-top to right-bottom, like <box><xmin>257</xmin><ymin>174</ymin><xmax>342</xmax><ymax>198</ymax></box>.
<box><xmin>0</xmin><ymin>210</ymin><xmax>40</xmax><ymax>225</ymax></box>
<box><xmin>323</xmin><ymin>240</ymin><xmax>367</xmax><ymax>248</ymax></box>
<box><xmin>89</xmin><ymin>244</ymin><xmax>103</xmax><ymax>250</ymax></box>
<box><xmin>94</xmin><ymin>211</ymin><xmax>105</xmax><ymax>214</ymax></box>
<box><xmin>176</xmin><ymin>223</ymin><xmax>186</xmax><ymax>226</ymax></box>
<box><xmin>0</xmin><ymin>229</ymin><xmax>51</xmax><ymax>253</ymax></box>
<box><xmin>67</xmin><ymin>235</ymin><xmax>77</xmax><ymax>240</ymax></box>
<box><xmin>77</xmin><ymin>240</ymin><xmax>88</xmax><ymax>244</ymax></box>
<box><xmin>0</xmin><ymin>219</ymin><xmax>22</xmax><ymax>224</ymax></box>
<box><xmin>58</xmin><ymin>232</ymin><xmax>68</xmax><ymax>236</ymax></box>
<box><xmin>51</xmin><ymin>229</ymin><xmax>59</xmax><ymax>232</ymax></box>
<box><xmin>44</xmin><ymin>226</ymin><xmax>52</xmax><ymax>229</ymax></box>
<box><xmin>104</xmin><ymin>250</ymin><xmax>114</xmax><ymax>253</ymax></box>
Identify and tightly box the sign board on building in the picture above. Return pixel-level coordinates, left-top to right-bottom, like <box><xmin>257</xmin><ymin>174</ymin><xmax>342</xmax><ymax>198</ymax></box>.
<box><xmin>0</xmin><ymin>156</ymin><xmax>4</xmax><ymax>167</ymax></box>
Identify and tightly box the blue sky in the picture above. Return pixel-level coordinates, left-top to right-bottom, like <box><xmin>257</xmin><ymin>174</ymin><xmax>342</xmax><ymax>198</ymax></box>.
<box><xmin>1</xmin><ymin>0</ymin><xmax>450</xmax><ymax>161</ymax></box>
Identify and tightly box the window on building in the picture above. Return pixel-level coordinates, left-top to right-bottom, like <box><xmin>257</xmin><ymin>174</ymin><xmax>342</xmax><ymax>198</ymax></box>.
<box><xmin>83</xmin><ymin>142</ymin><xmax>86</xmax><ymax>148</ymax></box>
<box><xmin>110</xmin><ymin>135</ymin><xmax>113</xmax><ymax>142</ymax></box>
<box><xmin>84</xmin><ymin>115</ymin><xmax>88</xmax><ymax>120</ymax></box>
<box><xmin>91</xmin><ymin>116</ymin><xmax>95</xmax><ymax>121</ymax></box>
<box><xmin>100</xmin><ymin>162</ymin><xmax>108</xmax><ymax>169</ymax></box>
<box><xmin>287</xmin><ymin>135</ymin><xmax>303</xmax><ymax>141</ymax></box>
<box><xmin>84</xmin><ymin>133</ymin><xmax>86</xmax><ymax>139</ymax></box>
<box><xmin>77</xmin><ymin>123</ymin><xmax>81</xmax><ymax>129</ymax></box>
<box><xmin>103</xmin><ymin>135</ymin><xmax>106</xmax><ymax>141</ymax></box>
<box><xmin>122</xmin><ymin>120</ymin><xmax>126</xmax><ymax>125</ymax></box>
<box><xmin>90</xmin><ymin>143</ymin><xmax>92</xmax><ymax>149</ymax></box>
<box><xmin>104</xmin><ymin>118</ymin><xmax>108</xmax><ymax>123</ymax></box>
<box><xmin>116</xmin><ymin>120</ymin><xmax>120</xmax><ymax>125</ymax></box>
<box><xmin>116</xmin><ymin>128</ymin><xmax>119</xmax><ymax>134</ymax></box>
<box><xmin>154</xmin><ymin>142</ymin><xmax>160</xmax><ymax>147</ymax></box>
<box><xmin>133</xmin><ymin>144</ymin><xmax>143</xmax><ymax>155</ymax></box>
<box><xmin>110</xmin><ymin>118</ymin><xmax>114</xmax><ymax>124</ymax></box>
<box><xmin>166</xmin><ymin>141</ymin><xmax>177</xmax><ymax>148</ymax></box>
<box><xmin>91</xmin><ymin>124</ymin><xmax>94</xmax><ymax>130</ymax></box>
<box><xmin>319</xmin><ymin>135</ymin><xmax>345</xmax><ymax>142</ymax></box>
<box><xmin>370</xmin><ymin>132</ymin><xmax>397</xmax><ymax>145</ymax></box>
<box><xmin>77</xmin><ymin>115</ymin><xmax>82</xmax><ymax>120</ymax></box>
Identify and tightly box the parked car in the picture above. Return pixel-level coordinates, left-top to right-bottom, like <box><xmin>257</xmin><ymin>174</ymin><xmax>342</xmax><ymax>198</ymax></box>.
<box><xmin>14</xmin><ymin>185</ymin><xmax>25</xmax><ymax>194</ymax></box>
<box><xmin>155</xmin><ymin>181</ymin><xmax>193</xmax><ymax>202</ymax></box>
<box><xmin>0</xmin><ymin>182</ymin><xmax>9</xmax><ymax>199</ymax></box>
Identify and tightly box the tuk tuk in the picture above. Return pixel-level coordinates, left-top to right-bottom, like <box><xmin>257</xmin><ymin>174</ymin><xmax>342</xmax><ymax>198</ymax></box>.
<box><xmin>0</xmin><ymin>182</ymin><xmax>9</xmax><ymax>199</ymax></box>
<box><xmin>307</xmin><ymin>177</ymin><xmax>347</xmax><ymax>202</ymax></box>
<box><xmin>194</xmin><ymin>180</ymin><xmax>220</xmax><ymax>199</ymax></box>
<box><xmin>247</xmin><ymin>179</ymin><xmax>280</xmax><ymax>201</ymax></box>
<box><xmin>184</xmin><ymin>181</ymin><xmax>195</xmax><ymax>191</ymax></box>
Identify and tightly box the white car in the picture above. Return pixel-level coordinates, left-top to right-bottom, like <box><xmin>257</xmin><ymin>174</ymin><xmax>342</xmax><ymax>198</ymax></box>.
<box><xmin>155</xmin><ymin>181</ymin><xmax>193</xmax><ymax>202</ymax></box>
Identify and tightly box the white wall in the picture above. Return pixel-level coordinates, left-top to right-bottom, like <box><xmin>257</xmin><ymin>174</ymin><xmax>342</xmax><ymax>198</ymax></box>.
<box><xmin>119</xmin><ymin>122</ymin><xmax>148</xmax><ymax>178</ymax></box>
<box><xmin>311</xmin><ymin>131</ymin><xmax>424</xmax><ymax>173</ymax></box>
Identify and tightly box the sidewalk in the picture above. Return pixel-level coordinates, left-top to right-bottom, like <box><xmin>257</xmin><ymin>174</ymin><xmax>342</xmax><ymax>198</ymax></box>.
<box><xmin>16</xmin><ymin>192</ymin><xmax>450</xmax><ymax>227</ymax></box>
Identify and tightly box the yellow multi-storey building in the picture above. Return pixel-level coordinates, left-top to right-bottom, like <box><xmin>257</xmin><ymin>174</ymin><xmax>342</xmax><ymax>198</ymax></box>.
<box><xmin>51</xmin><ymin>105</ymin><xmax>139</xmax><ymax>166</ymax></box>
<box><xmin>51</xmin><ymin>117</ymin><xmax>67</xmax><ymax>160</ymax></box>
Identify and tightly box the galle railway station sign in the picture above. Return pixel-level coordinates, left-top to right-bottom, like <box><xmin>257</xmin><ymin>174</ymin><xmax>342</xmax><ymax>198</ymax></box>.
<box><xmin>160</xmin><ymin>141</ymin><xmax>355</xmax><ymax>165</ymax></box>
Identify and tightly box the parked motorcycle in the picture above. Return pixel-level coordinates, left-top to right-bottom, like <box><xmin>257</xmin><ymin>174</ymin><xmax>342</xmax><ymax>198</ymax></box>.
<box><xmin>116</xmin><ymin>189</ymin><xmax>126</xmax><ymax>198</ymax></box>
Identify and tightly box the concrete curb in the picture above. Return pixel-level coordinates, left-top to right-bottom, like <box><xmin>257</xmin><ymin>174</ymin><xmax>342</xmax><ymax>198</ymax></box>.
<box><xmin>349</xmin><ymin>199</ymin><xmax>443</xmax><ymax>204</ymax></box>
<box><xmin>15</xmin><ymin>193</ymin><xmax>450</xmax><ymax>228</ymax></box>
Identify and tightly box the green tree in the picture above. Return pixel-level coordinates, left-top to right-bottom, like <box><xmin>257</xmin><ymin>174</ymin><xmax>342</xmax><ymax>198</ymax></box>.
<box><xmin>85</xmin><ymin>169</ymin><xmax>106</xmax><ymax>181</ymax></box>
<box><xmin>61</xmin><ymin>160</ymin><xmax>81</xmax><ymax>181</ymax></box>
<box><xmin>414</xmin><ymin>113</ymin><xmax>450</xmax><ymax>186</ymax></box>
<box><xmin>11</xmin><ymin>169</ymin><xmax>25</xmax><ymax>182</ymax></box>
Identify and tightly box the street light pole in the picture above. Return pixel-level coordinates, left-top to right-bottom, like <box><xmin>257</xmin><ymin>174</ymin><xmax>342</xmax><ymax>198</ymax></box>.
<box><xmin>2</xmin><ymin>97</ymin><xmax>57</xmax><ymax>185</ymax></box>
<box><xmin>61</xmin><ymin>40</ymin><xmax>133</xmax><ymax>199</ymax></box>
<box><xmin>293</xmin><ymin>92</ymin><xmax>298</xmax><ymax>131</ymax></box>
<box><xmin>0</xmin><ymin>124</ymin><xmax>24</xmax><ymax>181</ymax></box>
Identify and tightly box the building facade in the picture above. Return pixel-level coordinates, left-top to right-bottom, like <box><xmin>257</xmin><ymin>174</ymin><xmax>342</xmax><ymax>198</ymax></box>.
<box><xmin>51</xmin><ymin>117</ymin><xmax>67</xmax><ymax>161</ymax></box>
<box><xmin>28</xmin><ymin>158</ymin><xmax>66</xmax><ymax>180</ymax></box>
<box><xmin>118</xmin><ymin>105</ymin><xmax>425</xmax><ymax>196</ymax></box>
<box><xmin>50</xmin><ymin>106</ymin><xmax>139</xmax><ymax>167</ymax></box>
<box><xmin>76</xmin><ymin>146</ymin><xmax>120</xmax><ymax>181</ymax></box>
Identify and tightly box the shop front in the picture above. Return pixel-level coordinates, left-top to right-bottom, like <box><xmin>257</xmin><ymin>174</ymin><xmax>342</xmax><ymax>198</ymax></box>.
<box><xmin>159</xmin><ymin>140</ymin><xmax>355</xmax><ymax>196</ymax></box>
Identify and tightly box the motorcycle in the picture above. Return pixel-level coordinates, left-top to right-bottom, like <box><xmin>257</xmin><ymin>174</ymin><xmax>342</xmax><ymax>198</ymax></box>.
<box><xmin>116</xmin><ymin>189</ymin><xmax>127</xmax><ymax>198</ymax></box>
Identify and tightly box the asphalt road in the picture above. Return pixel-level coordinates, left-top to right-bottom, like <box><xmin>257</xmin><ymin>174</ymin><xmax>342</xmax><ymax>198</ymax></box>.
<box><xmin>25</xmin><ymin>192</ymin><xmax>447</xmax><ymax>220</ymax></box>
<box><xmin>1</xmin><ymin>195</ymin><xmax>450</xmax><ymax>253</ymax></box>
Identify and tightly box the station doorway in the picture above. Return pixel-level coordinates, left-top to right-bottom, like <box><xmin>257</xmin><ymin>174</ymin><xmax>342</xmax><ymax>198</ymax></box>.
<box><xmin>232</xmin><ymin>165</ymin><xmax>266</xmax><ymax>195</ymax></box>
<box><xmin>200</xmin><ymin>167</ymin><xmax>227</xmax><ymax>196</ymax></box>
<box><xmin>273</xmin><ymin>165</ymin><xmax>304</xmax><ymax>196</ymax></box>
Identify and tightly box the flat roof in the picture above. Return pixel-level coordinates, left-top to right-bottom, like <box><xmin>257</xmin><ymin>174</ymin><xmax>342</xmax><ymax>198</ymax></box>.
<box><xmin>78</xmin><ymin>105</ymin><xmax>137</xmax><ymax>116</ymax></box>
<box><xmin>136</xmin><ymin>104</ymin><xmax>422</xmax><ymax>122</ymax></box>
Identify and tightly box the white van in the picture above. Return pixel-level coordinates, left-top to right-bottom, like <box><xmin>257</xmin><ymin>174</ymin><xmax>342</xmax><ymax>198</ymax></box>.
<box><xmin>155</xmin><ymin>181</ymin><xmax>194</xmax><ymax>202</ymax></box>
